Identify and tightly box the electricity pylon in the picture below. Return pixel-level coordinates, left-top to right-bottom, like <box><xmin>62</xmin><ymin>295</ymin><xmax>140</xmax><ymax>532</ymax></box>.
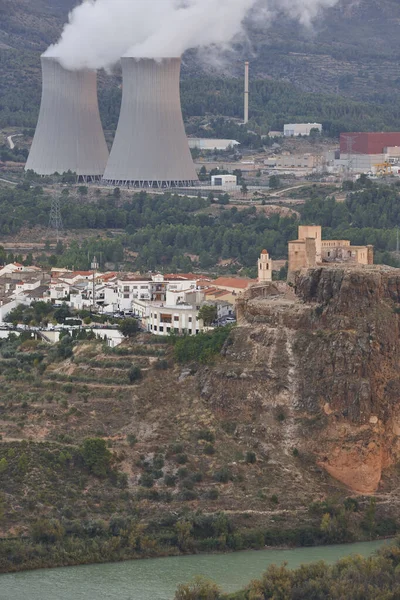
<box><xmin>49</xmin><ymin>195</ymin><xmax>63</xmax><ymax>242</ymax></box>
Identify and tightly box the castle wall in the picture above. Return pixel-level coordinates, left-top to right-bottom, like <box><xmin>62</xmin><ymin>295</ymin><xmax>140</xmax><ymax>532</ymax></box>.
<box><xmin>288</xmin><ymin>241</ymin><xmax>307</xmax><ymax>273</ymax></box>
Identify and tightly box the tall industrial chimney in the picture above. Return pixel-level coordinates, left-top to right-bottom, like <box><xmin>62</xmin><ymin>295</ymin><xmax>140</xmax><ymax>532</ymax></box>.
<box><xmin>103</xmin><ymin>57</ymin><xmax>198</xmax><ymax>187</ymax></box>
<box><xmin>244</xmin><ymin>61</ymin><xmax>249</xmax><ymax>125</ymax></box>
<box><xmin>25</xmin><ymin>56</ymin><xmax>109</xmax><ymax>180</ymax></box>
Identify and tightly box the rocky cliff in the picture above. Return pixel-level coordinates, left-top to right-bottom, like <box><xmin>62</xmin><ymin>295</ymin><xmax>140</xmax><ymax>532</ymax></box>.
<box><xmin>2</xmin><ymin>265</ymin><xmax>400</xmax><ymax>572</ymax></box>
<box><xmin>235</xmin><ymin>265</ymin><xmax>400</xmax><ymax>494</ymax></box>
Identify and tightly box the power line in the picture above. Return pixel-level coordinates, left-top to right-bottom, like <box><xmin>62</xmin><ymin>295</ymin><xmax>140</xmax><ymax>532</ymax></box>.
<box><xmin>49</xmin><ymin>195</ymin><xmax>63</xmax><ymax>242</ymax></box>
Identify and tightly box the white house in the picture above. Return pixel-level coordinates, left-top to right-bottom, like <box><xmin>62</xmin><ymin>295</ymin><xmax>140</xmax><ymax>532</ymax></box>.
<box><xmin>0</xmin><ymin>263</ymin><xmax>26</xmax><ymax>277</ymax></box>
<box><xmin>146</xmin><ymin>303</ymin><xmax>203</xmax><ymax>335</ymax></box>
<box><xmin>132</xmin><ymin>284</ymin><xmax>205</xmax><ymax>336</ymax></box>
<box><xmin>15</xmin><ymin>278</ymin><xmax>42</xmax><ymax>297</ymax></box>
<box><xmin>49</xmin><ymin>280</ymin><xmax>71</xmax><ymax>302</ymax></box>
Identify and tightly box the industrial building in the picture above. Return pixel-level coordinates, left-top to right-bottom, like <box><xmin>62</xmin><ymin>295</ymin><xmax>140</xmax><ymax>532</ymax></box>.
<box><xmin>25</xmin><ymin>56</ymin><xmax>109</xmax><ymax>180</ymax></box>
<box><xmin>188</xmin><ymin>138</ymin><xmax>240</xmax><ymax>151</ymax></box>
<box><xmin>340</xmin><ymin>132</ymin><xmax>400</xmax><ymax>155</ymax></box>
<box><xmin>284</xmin><ymin>123</ymin><xmax>322</xmax><ymax>137</ymax></box>
<box><xmin>211</xmin><ymin>174</ymin><xmax>237</xmax><ymax>188</ymax></box>
<box><xmin>264</xmin><ymin>153</ymin><xmax>317</xmax><ymax>170</ymax></box>
<box><xmin>338</xmin><ymin>132</ymin><xmax>400</xmax><ymax>174</ymax></box>
<box><xmin>103</xmin><ymin>57</ymin><xmax>198</xmax><ymax>188</ymax></box>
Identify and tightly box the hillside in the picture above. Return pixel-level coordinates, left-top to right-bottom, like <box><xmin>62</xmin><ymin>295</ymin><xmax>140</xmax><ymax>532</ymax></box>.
<box><xmin>249</xmin><ymin>0</ymin><xmax>400</xmax><ymax>103</ymax></box>
<box><xmin>1</xmin><ymin>0</ymin><xmax>400</xmax><ymax>131</ymax></box>
<box><xmin>2</xmin><ymin>265</ymin><xmax>400</xmax><ymax>572</ymax></box>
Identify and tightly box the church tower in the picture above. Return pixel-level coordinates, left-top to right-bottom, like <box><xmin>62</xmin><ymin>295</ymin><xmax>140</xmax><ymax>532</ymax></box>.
<box><xmin>258</xmin><ymin>249</ymin><xmax>272</xmax><ymax>283</ymax></box>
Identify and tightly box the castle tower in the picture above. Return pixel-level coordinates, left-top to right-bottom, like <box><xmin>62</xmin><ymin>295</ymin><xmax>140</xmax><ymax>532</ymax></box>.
<box><xmin>258</xmin><ymin>249</ymin><xmax>272</xmax><ymax>283</ymax></box>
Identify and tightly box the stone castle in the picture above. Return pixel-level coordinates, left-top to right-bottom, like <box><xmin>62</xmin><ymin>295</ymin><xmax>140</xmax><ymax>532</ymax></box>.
<box><xmin>288</xmin><ymin>226</ymin><xmax>373</xmax><ymax>274</ymax></box>
<box><xmin>256</xmin><ymin>225</ymin><xmax>373</xmax><ymax>285</ymax></box>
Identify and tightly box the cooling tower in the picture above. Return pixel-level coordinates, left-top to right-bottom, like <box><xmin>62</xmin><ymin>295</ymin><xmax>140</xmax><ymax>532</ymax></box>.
<box><xmin>25</xmin><ymin>56</ymin><xmax>109</xmax><ymax>180</ymax></box>
<box><xmin>103</xmin><ymin>57</ymin><xmax>198</xmax><ymax>187</ymax></box>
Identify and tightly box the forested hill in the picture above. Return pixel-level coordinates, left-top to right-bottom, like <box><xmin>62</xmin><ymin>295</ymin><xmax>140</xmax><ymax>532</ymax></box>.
<box><xmin>0</xmin><ymin>0</ymin><xmax>76</xmax><ymax>51</ymax></box>
<box><xmin>248</xmin><ymin>0</ymin><xmax>400</xmax><ymax>103</ymax></box>
<box><xmin>1</xmin><ymin>0</ymin><xmax>400</xmax><ymax>132</ymax></box>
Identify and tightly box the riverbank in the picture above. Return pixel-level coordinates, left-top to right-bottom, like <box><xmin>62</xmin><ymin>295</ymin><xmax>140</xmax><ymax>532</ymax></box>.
<box><xmin>0</xmin><ymin>540</ymin><xmax>389</xmax><ymax>600</ymax></box>
<box><xmin>0</xmin><ymin>524</ymin><xmax>395</xmax><ymax>575</ymax></box>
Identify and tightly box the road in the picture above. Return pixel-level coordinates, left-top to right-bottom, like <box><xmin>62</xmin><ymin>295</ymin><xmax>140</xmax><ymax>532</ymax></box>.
<box><xmin>0</xmin><ymin>178</ymin><xmax>17</xmax><ymax>186</ymax></box>
<box><xmin>6</xmin><ymin>133</ymin><xmax>22</xmax><ymax>150</ymax></box>
<box><xmin>269</xmin><ymin>182</ymin><xmax>337</xmax><ymax>197</ymax></box>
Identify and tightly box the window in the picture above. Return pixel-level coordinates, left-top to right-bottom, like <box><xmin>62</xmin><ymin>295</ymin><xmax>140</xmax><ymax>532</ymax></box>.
<box><xmin>124</xmin><ymin>294</ymin><xmax>130</xmax><ymax>299</ymax></box>
<box><xmin>174</xmin><ymin>316</ymin><xmax>179</xmax><ymax>322</ymax></box>
<box><xmin>188</xmin><ymin>317</ymin><xmax>192</xmax><ymax>323</ymax></box>
<box><xmin>124</xmin><ymin>286</ymin><xmax>129</xmax><ymax>292</ymax></box>
<box><xmin>154</xmin><ymin>326</ymin><xmax>157</xmax><ymax>331</ymax></box>
<box><xmin>159</xmin><ymin>326</ymin><xmax>164</xmax><ymax>332</ymax></box>
<box><xmin>140</xmin><ymin>285</ymin><xmax>147</xmax><ymax>289</ymax></box>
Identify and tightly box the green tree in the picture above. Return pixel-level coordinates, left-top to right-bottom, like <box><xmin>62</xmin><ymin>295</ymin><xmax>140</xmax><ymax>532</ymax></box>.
<box><xmin>269</xmin><ymin>174</ymin><xmax>281</xmax><ymax>189</ymax></box>
<box><xmin>198</xmin><ymin>304</ymin><xmax>218</xmax><ymax>326</ymax></box>
<box><xmin>175</xmin><ymin>521</ymin><xmax>193</xmax><ymax>551</ymax></box>
<box><xmin>80</xmin><ymin>438</ymin><xmax>112</xmax><ymax>477</ymax></box>
<box><xmin>17</xmin><ymin>453</ymin><xmax>28</xmax><ymax>473</ymax></box>
<box><xmin>31</xmin><ymin>519</ymin><xmax>65</xmax><ymax>544</ymax></box>
<box><xmin>78</xmin><ymin>185</ymin><xmax>88</xmax><ymax>196</ymax></box>
<box><xmin>119</xmin><ymin>318</ymin><xmax>139</xmax><ymax>338</ymax></box>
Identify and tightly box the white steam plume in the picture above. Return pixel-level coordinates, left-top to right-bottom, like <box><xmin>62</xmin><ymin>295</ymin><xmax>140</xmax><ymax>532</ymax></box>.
<box><xmin>45</xmin><ymin>0</ymin><xmax>340</xmax><ymax>70</ymax></box>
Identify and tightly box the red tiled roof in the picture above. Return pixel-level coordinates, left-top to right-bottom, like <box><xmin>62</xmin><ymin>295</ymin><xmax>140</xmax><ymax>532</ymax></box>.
<box><xmin>213</xmin><ymin>277</ymin><xmax>254</xmax><ymax>290</ymax></box>
<box><xmin>100</xmin><ymin>273</ymin><xmax>117</xmax><ymax>281</ymax></box>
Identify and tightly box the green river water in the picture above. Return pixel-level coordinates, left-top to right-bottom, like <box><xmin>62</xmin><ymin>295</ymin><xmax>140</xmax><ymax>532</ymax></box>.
<box><xmin>0</xmin><ymin>540</ymin><xmax>388</xmax><ymax>600</ymax></box>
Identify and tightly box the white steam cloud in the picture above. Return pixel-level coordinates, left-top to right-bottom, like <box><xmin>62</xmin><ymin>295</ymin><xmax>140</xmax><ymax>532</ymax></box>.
<box><xmin>45</xmin><ymin>0</ymin><xmax>340</xmax><ymax>70</ymax></box>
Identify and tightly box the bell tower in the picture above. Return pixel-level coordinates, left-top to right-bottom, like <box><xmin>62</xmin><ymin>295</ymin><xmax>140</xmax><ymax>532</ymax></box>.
<box><xmin>258</xmin><ymin>249</ymin><xmax>272</xmax><ymax>283</ymax></box>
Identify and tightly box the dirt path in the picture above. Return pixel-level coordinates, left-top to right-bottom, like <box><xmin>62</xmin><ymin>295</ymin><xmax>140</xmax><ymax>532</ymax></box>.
<box><xmin>6</xmin><ymin>134</ymin><xmax>22</xmax><ymax>150</ymax></box>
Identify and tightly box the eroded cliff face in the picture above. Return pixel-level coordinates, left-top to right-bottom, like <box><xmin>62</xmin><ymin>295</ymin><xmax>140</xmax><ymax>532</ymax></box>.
<box><xmin>220</xmin><ymin>266</ymin><xmax>400</xmax><ymax>494</ymax></box>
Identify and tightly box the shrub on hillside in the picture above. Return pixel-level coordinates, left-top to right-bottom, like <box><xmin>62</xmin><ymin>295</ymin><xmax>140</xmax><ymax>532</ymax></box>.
<box><xmin>128</xmin><ymin>365</ymin><xmax>142</xmax><ymax>383</ymax></box>
<box><xmin>171</xmin><ymin>327</ymin><xmax>232</xmax><ymax>364</ymax></box>
<box><xmin>79</xmin><ymin>438</ymin><xmax>112</xmax><ymax>478</ymax></box>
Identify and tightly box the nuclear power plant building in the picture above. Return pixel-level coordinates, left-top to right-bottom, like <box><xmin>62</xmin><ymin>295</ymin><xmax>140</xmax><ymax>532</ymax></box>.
<box><xmin>25</xmin><ymin>56</ymin><xmax>109</xmax><ymax>179</ymax></box>
<box><xmin>103</xmin><ymin>57</ymin><xmax>198</xmax><ymax>187</ymax></box>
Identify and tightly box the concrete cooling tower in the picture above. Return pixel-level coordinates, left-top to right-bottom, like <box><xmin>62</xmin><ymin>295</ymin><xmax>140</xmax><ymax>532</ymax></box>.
<box><xmin>25</xmin><ymin>56</ymin><xmax>109</xmax><ymax>180</ymax></box>
<box><xmin>103</xmin><ymin>57</ymin><xmax>198</xmax><ymax>187</ymax></box>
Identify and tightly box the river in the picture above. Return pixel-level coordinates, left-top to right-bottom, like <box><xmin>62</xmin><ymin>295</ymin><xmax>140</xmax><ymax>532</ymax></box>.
<box><xmin>0</xmin><ymin>540</ymin><xmax>387</xmax><ymax>600</ymax></box>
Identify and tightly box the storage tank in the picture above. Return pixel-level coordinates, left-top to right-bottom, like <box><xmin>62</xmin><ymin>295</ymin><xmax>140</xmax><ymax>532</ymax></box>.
<box><xmin>103</xmin><ymin>57</ymin><xmax>198</xmax><ymax>187</ymax></box>
<box><xmin>25</xmin><ymin>56</ymin><xmax>109</xmax><ymax>180</ymax></box>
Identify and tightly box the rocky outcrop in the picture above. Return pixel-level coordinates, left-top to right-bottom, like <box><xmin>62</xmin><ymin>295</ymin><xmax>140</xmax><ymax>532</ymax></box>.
<box><xmin>224</xmin><ymin>265</ymin><xmax>400</xmax><ymax>494</ymax></box>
